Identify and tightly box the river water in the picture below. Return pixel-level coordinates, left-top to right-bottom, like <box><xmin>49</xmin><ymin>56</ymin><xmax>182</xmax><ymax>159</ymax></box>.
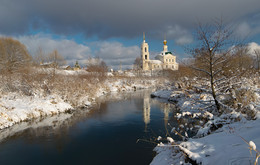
<box><xmin>0</xmin><ymin>90</ymin><xmax>183</xmax><ymax>165</ymax></box>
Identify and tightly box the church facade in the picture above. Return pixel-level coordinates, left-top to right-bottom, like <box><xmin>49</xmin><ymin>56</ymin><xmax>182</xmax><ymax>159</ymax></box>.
<box><xmin>141</xmin><ymin>34</ymin><xmax>179</xmax><ymax>71</ymax></box>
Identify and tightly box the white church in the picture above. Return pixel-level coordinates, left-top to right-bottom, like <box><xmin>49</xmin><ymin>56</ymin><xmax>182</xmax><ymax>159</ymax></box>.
<box><xmin>141</xmin><ymin>33</ymin><xmax>179</xmax><ymax>71</ymax></box>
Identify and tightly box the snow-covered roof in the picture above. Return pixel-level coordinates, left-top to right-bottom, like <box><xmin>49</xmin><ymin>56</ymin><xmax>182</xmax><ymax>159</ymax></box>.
<box><xmin>150</xmin><ymin>60</ymin><xmax>162</xmax><ymax>64</ymax></box>
<box><xmin>60</xmin><ymin>65</ymin><xmax>71</xmax><ymax>69</ymax></box>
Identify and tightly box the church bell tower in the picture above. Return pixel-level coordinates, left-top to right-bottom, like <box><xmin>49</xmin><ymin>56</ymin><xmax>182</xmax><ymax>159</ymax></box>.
<box><xmin>163</xmin><ymin>34</ymin><xmax>168</xmax><ymax>52</ymax></box>
<box><xmin>141</xmin><ymin>32</ymin><xmax>150</xmax><ymax>70</ymax></box>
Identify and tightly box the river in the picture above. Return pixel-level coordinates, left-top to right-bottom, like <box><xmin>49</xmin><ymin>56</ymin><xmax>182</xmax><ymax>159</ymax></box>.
<box><xmin>0</xmin><ymin>90</ymin><xmax>182</xmax><ymax>165</ymax></box>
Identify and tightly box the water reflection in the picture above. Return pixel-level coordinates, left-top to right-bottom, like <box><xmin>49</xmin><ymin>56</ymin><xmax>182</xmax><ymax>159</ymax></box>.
<box><xmin>143</xmin><ymin>92</ymin><xmax>151</xmax><ymax>131</ymax></box>
<box><xmin>142</xmin><ymin>91</ymin><xmax>176</xmax><ymax>133</ymax></box>
<box><xmin>0</xmin><ymin>90</ymin><xmax>179</xmax><ymax>144</ymax></box>
<box><xmin>0</xmin><ymin>90</ymin><xmax>180</xmax><ymax>165</ymax></box>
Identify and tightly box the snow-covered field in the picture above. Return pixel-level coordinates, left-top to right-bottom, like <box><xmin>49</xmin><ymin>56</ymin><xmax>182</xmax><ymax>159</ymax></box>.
<box><xmin>150</xmin><ymin>77</ymin><xmax>260</xmax><ymax>165</ymax></box>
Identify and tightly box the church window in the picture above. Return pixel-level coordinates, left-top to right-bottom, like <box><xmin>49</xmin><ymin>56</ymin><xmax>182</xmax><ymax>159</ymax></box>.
<box><xmin>166</xmin><ymin>59</ymin><xmax>168</xmax><ymax>62</ymax></box>
<box><xmin>145</xmin><ymin>47</ymin><xmax>147</xmax><ymax>52</ymax></box>
<box><xmin>145</xmin><ymin>55</ymin><xmax>147</xmax><ymax>59</ymax></box>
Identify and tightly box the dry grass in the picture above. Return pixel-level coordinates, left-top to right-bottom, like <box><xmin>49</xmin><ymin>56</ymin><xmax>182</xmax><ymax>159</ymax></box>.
<box><xmin>0</xmin><ymin>66</ymin><xmax>166</xmax><ymax>107</ymax></box>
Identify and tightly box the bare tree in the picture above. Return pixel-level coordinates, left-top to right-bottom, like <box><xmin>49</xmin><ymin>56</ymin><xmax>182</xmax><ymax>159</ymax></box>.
<box><xmin>0</xmin><ymin>40</ymin><xmax>6</xmax><ymax>72</ymax></box>
<box><xmin>231</xmin><ymin>46</ymin><xmax>253</xmax><ymax>73</ymax></box>
<box><xmin>0</xmin><ymin>37</ymin><xmax>32</xmax><ymax>74</ymax></box>
<box><xmin>254</xmin><ymin>49</ymin><xmax>260</xmax><ymax>70</ymax></box>
<box><xmin>86</xmin><ymin>57</ymin><xmax>108</xmax><ymax>78</ymax></box>
<box><xmin>33</xmin><ymin>47</ymin><xmax>47</xmax><ymax>66</ymax></box>
<box><xmin>47</xmin><ymin>49</ymin><xmax>66</xmax><ymax>68</ymax></box>
<box><xmin>47</xmin><ymin>49</ymin><xmax>66</xmax><ymax>77</ymax></box>
<box><xmin>189</xmin><ymin>18</ymin><xmax>243</xmax><ymax>112</ymax></box>
<box><xmin>133</xmin><ymin>57</ymin><xmax>142</xmax><ymax>76</ymax></box>
<box><xmin>133</xmin><ymin>57</ymin><xmax>142</xmax><ymax>70</ymax></box>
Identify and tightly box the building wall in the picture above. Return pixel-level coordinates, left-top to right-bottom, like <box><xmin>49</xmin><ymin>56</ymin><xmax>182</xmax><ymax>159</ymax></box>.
<box><xmin>141</xmin><ymin>55</ymin><xmax>178</xmax><ymax>71</ymax></box>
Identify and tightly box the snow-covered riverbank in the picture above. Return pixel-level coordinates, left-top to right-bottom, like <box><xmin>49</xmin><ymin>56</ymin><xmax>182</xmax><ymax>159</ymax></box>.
<box><xmin>0</xmin><ymin>72</ymin><xmax>164</xmax><ymax>130</ymax></box>
<box><xmin>150</xmin><ymin>77</ymin><xmax>260</xmax><ymax>165</ymax></box>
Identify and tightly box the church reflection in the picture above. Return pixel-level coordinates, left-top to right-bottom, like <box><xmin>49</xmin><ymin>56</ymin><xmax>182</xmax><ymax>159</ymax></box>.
<box><xmin>143</xmin><ymin>93</ymin><xmax>151</xmax><ymax>132</ymax></box>
<box><xmin>142</xmin><ymin>93</ymin><xmax>173</xmax><ymax>132</ymax></box>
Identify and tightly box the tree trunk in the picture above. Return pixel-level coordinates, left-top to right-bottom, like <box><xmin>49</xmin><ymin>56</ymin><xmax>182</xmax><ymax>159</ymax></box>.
<box><xmin>209</xmin><ymin>52</ymin><xmax>220</xmax><ymax>111</ymax></box>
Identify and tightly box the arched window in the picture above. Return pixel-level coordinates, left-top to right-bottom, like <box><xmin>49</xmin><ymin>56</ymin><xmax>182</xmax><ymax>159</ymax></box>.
<box><xmin>145</xmin><ymin>47</ymin><xmax>147</xmax><ymax>52</ymax></box>
<box><xmin>145</xmin><ymin>55</ymin><xmax>147</xmax><ymax>60</ymax></box>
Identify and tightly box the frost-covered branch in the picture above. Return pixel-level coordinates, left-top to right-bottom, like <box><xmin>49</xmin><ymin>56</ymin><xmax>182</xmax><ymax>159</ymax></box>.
<box><xmin>191</xmin><ymin>66</ymin><xmax>211</xmax><ymax>76</ymax></box>
<box><xmin>212</xmin><ymin>69</ymin><xmax>222</xmax><ymax>77</ymax></box>
<box><xmin>215</xmin><ymin>81</ymin><xmax>242</xmax><ymax>92</ymax></box>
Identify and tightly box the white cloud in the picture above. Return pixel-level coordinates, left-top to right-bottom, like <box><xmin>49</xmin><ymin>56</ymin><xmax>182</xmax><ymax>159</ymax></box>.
<box><xmin>17</xmin><ymin>34</ymin><xmax>92</xmax><ymax>66</ymax></box>
<box><xmin>14</xmin><ymin>34</ymin><xmax>139</xmax><ymax>69</ymax></box>
<box><xmin>247</xmin><ymin>42</ymin><xmax>260</xmax><ymax>56</ymax></box>
<box><xmin>94</xmin><ymin>41</ymin><xmax>140</xmax><ymax>69</ymax></box>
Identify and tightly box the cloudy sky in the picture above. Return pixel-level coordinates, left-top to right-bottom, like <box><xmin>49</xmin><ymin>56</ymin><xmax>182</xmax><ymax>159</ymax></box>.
<box><xmin>1</xmin><ymin>0</ymin><xmax>260</xmax><ymax>69</ymax></box>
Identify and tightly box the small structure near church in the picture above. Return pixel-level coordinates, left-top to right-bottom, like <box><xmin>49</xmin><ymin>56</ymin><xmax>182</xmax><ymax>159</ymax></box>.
<box><xmin>74</xmin><ymin>61</ymin><xmax>81</xmax><ymax>71</ymax></box>
<box><xmin>60</xmin><ymin>65</ymin><xmax>72</xmax><ymax>70</ymax></box>
<box><xmin>141</xmin><ymin>33</ymin><xmax>179</xmax><ymax>71</ymax></box>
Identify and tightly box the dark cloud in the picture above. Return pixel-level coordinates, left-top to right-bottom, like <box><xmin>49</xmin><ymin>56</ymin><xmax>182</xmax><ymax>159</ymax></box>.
<box><xmin>1</xmin><ymin>0</ymin><xmax>260</xmax><ymax>40</ymax></box>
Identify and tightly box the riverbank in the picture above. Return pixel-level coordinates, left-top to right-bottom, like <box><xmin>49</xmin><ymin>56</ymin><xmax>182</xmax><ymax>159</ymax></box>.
<box><xmin>0</xmin><ymin>89</ymin><xmax>176</xmax><ymax>165</ymax></box>
<box><xmin>0</xmin><ymin>69</ymin><xmax>166</xmax><ymax>130</ymax></box>
<box><xmin>150</xmin><ymin>76</ymin><xmax>260</xmax><ymax>165</ymax></box>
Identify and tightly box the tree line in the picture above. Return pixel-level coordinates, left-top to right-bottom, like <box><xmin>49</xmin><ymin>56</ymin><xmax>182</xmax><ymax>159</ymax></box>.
<box><xmin>0</xmin><ymin>37</ymin><xmax>108</xmax><ymax>75</ymax></box>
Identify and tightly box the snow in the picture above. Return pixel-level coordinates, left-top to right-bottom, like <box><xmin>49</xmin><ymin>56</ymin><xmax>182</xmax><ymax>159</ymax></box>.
<box><xmin>0</xmin><ymin>71</ymin><xmax>164</xmax><ymax>130</ymax></box>
<box><xmin>157</xmin><ymin>136</ymin><xmax>162</xmax><ymax>141</ymax></box>
<box><xmin>151</xmin><ymin>145</ymin><xmax>191</xmax><ymax>165</ymax></box>
<box><xmin>150</xmin><ymin>76</ymin><xmax>260</xmax><ymax>165</ymax></box>
<box><xmin>179</xmin><ymin>119</ymin><xmax>260</xmax><ymax>164</ymax></box>
<box><xmin>0</xmin><ymin>94</ymin><xmax>72</xmax><ymax>129</ymax></box>
<box><xmin>167</xmin><ymin>137</ymin><xmax>174</xmax><ymax>143</ymax></box>
<box><xmin>249</xmin><ymin>141</ymin><xmax>257</xmax><ymax>150</ymax></box>
<box><xmin>0</xmin><ymin>113</ymin><xmax>73</xmax><ymax>142</ymax></box>
<box><xmin>151</xmin><ymin>90</ymin><xmax>173</xmax><ymax>99</ymax></box>
<box><xmin>150</xmin><ymin>60</ymin><xmax>163</xmax><ymax>64</ymax></box>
